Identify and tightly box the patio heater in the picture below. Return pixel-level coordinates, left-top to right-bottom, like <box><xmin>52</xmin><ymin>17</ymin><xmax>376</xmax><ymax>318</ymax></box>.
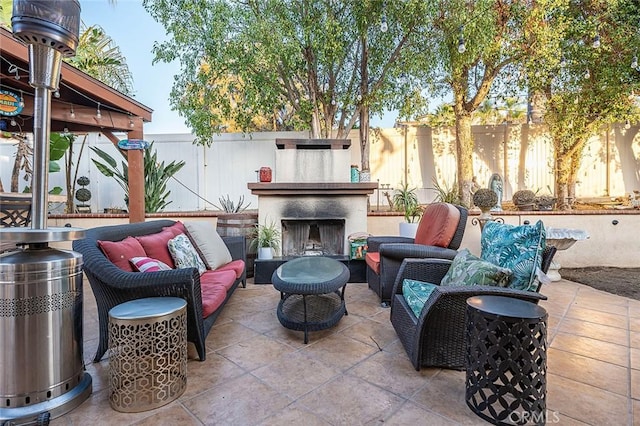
<box><xmin>0</xmin><ymin>1</ymin><xmax>92</xmax><ymax>424</ymax></box>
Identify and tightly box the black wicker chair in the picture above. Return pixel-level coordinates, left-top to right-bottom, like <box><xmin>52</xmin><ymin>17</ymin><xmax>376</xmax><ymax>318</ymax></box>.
<box><xmin>0</xmin><ymin>193</ymin><xmax>32</xmax><ymax>253</ymax></box>
<box><xmin>72</xmin><ymin>220</ymin><xmax>246</xmax><ymax>362</ymax></box>
<box><xmin>390</xmin><ymin>245</ymin><xmax>557</xmax><ymax>371</ymax></box>
<box><xmin>366</xmin><ymin>203</ymin><xmax>468</xmax><ymax>306</ymax></box>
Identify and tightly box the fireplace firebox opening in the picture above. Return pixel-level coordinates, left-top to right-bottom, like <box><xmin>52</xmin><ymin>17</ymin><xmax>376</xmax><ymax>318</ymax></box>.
<box><xmin>281</xmin><ymin>219</ymin><xmax>345</xmax><ymax>256</ymax></box>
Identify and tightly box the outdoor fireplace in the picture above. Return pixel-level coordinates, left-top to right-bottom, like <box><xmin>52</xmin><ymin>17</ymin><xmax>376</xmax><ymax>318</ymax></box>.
<box><xmin>248</xmin><ymin>138</ymin><xmax>377</xmax><ymax>256</ymax></box>
<box><xmin>281</xmin><ymin>219</ymin><xmax>345</xmax><ymax>256</ymax></box>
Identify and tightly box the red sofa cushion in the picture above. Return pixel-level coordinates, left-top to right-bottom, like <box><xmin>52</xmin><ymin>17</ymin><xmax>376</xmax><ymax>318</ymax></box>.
<box><xmin>365</xmin><ymin>252</ymin><xmax>380</xmax><ymax>274</ymax></box>
<box><xmin>136</xmin><ymin>226</ymin><xmax>184</xmax><ymax>268</ymax></box>
<box><xmin>414</xmin><ymin>203</ymin><xmax>460</xmax><ymax>248</ymax></box>
<box><xmin>200</xmin><ymin>270</ymin><xmax>236</xmax><ymax>317</ymax></box>
<box><xmin>215</xmin><ymin>259</ymin><xmax>245</xmax><ymax>279</ymax></box>
<box><xmin>98</xmin><ymin>236</ymin><xmax>146</xmax><ymax>272</ymax></box>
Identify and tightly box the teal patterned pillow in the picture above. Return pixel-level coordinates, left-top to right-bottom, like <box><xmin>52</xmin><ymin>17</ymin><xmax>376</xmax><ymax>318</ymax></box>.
<box><xmin>402</xmin><ymin>279</ymin><xmax>437</xmax><ymax>318</ymax></box>
<box><xmin>440</xmin><ymin>249</ymin><xmax>512</xmax><ymax>287</ymax></box>
<box><xmin>168</xmin><ymin>234</ymin><xmax>207</xmax><ymax>274</ymax></box>
<box><xmin>480</xmin><ymin>220</ymin><xmax>546</xmax><ymax>292</ymax></box>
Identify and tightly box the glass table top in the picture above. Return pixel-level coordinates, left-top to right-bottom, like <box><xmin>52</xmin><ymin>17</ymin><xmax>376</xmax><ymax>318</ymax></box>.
<box><xmin>275</xmin><ymin>256</ymin><xmax>343</xmax><ymax>284</ymax></box>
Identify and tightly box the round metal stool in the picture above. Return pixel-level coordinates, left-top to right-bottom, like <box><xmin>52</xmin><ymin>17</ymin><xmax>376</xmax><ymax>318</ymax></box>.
<box><xmin>465</xmin><ymin>295</ymin><xmax>548</xmax><ymax>426</ymax></box>
<box><xmin>108</xmin><ymin>297</ymin><xmax>187</xmax><ymax>412</ymax></box>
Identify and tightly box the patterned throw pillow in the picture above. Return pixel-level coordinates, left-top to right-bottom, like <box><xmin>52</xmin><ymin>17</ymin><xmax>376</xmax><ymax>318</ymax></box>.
<box><xmin>402</xmin><ymin>279</ymin><xmax>437</xmax><ymax>318</ymax></box>
<box><xmin>130</xmin><ymin>256</ymin><xmax>172</xmax><ymax>273</ymax></box>
<box><xmin>440</xmin><ymin>249</ymin><xmax>512</xmax><ymax>287</ymax></box>
<box><xmin>480</xmin><ymin>220</ymin><xmax>546</xmax><ymax>292</ymax></box>
<box><xmin>167</xmin><ymin>234</ymin><xmax>207</xmax><ymax>274</ymax></box>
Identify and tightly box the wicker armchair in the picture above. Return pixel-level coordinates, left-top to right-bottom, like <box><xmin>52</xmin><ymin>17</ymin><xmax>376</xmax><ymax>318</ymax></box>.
<box><xmin>390</xmin><ymin>245</ymin><xmax>557</xmax><ymax>371</ymax></box>
<box><xmin>0</xmin><ymin>193</ymin><xmax>32</xmax><ymax>253</ymax></box>
<box><xmin>72</xmin><ymin>220</ymin><xmax>246</xmax><ymax>362</ymax></box>
<box><xmin>365</xmin><ymin>203</ymin><xmax>468</xmax><ymax>306</ymax></box>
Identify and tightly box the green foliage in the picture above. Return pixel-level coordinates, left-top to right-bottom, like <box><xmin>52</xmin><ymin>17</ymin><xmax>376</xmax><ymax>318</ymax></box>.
<box><xmin>215</xmin><ymin>195</ymin><xmax>250</xmax><ymax>213</ymax></box>
<box><xmin>67</xmin><ymin>24</ymin><xmax>134</xmax><ymax>95</ymax></box>
<box><xmin>392</xmin><ymin>182</ymin><xmax>421</xmax><ymax>223</ymax></box>
<box><xmin>250</xmin><ymin>219</ymin><xmax>281</xmax><ymax>251</ymax></box>
<box><xmin>90</xmin><ymin>142</ymin><xmax>185</xmax><ymax>213</ymax></box>
<box><xmin>430</xmin><ymin>178</ymin><xmax>461</xmax><ymax>205</ymax></box>
<box><xmin>142</xmin><ymin>0</ymin><xmax>434</xmax><ymax>177</ymax></box>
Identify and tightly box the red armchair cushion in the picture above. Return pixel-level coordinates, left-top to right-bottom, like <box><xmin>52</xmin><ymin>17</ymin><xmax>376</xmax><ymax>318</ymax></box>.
<box><xmin>200</xmin><ymin>270</ymin><xmax>236</xmax><ymax>316</ymax></box>
<box><xmin>98</xmin><ymin>236</ymin><xmax>146</xmax><ymax>272</ymax></box>
<box><xmin>414</xmin><ymin>203</ymin><xmax>461</xmax><ymax>248</ymax></box>
<box><xmin>365</xmin><ymin>252</ymin><xmax>381</xmax><ymax>274</ymax></box>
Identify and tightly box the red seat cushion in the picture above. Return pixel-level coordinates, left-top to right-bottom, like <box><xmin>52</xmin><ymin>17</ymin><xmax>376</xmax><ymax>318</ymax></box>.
<box><xmin>136</xmin><ymin>227</ymin><xmax>184</xmax><ymax>268</ymax></box>
<box><xmin>215</xmin><ymin>259</ymin><xmax>245</xmax><ymax>279</ymax></box>
<box><xmin>365</xmin><ymin>252</ymin><xmax>381</xmax><ymax>274</ymax></box>
<box><xmin>98</xmin><ymin>236</ymin><xmax>146</xmax><ymax>272</ymax></box>
<box><xmin>414</xmin><ymin>203</ymin><xmax>461</xmax><ymax>248</ymax></box>
<box><xmin>200</xmin><ymin>270</ymin><xmax>236</xmax><ymax>316</ymax></box>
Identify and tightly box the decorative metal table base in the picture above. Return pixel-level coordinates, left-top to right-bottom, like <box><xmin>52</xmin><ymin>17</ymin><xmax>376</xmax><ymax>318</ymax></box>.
<box><xmin>465</xmin><ymin>296</ymin><xmax>548</xmax><ymax>426</ymax></box>
<box><xmin>277</xmin><ymin>291</ymin><xmax>347</xmax><ymax>343</ymax></box>
<box><xmin>108</xmin><ymin>297</ymin><xmax>187</xmax><ymax>413</ymax></box>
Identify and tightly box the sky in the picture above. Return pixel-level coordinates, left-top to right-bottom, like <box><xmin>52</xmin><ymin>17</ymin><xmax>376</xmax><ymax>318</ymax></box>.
<box><xmin>78</xmin><ymin>0</ymin><xmax>395</xmax><ymax>135</ymax></box>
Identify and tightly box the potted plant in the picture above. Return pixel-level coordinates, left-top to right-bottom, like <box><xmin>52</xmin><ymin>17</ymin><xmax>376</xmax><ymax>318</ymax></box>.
<box><xmin>250</xmin><ymin>219</ymin><xmax>281</xmax><ymax>260</ymax></box>
<box><xmin>512</xmin><ymin>189</ymin><xmax>536</xmax><ymax>211</ymax></box>
<box><xmin>535</xmin><ymin>187</ymin><xmax>557</xmax><ymax>211</ymax></box>
<box><xmin>472</xmin><ymin>188</ymin><xmax>498</xmax><ymax>218</ymax></box>
<box><xmin>392</xmin><ymin>183</ymin><xmax>421</xmax><ymax>237</ymax></box>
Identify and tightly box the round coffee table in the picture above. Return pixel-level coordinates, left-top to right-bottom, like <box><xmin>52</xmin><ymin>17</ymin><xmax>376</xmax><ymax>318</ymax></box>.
<box><xmin>272</xmin><ymin>257</ymin><xmax>350</xmax><ymax>343</ymax></box>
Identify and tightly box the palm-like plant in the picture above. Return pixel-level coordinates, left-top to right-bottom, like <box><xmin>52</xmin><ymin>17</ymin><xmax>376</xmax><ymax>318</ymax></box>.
<box><xmin>67</xmin><ymin>24</ymin><xmax>134</xmax><ymax>95</ymax></box>
<box><xmin>392</xmin><ymin>182</ymin><xmax>421</xmax><ymax>223</ymax></box>
<box><xmin>90</xmin><ymin>142</ymin><xmax>185</xmax><ymax>213</ymax></box>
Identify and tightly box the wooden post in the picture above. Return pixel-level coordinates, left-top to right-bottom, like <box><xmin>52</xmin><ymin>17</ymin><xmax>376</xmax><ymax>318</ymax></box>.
<box><xmin>127</xmin><ymin>127</ymin><xmax>145</xmax><ymax>223</ymax></box>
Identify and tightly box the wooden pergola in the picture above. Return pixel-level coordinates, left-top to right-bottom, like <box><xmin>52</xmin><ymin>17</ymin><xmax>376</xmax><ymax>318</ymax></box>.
<box><xmin>0</xmin><ymin>27</ymin><xmax>154</xmax><ymax>222</ymax></box>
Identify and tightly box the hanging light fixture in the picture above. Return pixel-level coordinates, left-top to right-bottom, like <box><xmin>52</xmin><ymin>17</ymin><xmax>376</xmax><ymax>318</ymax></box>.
<box><xmin>457</xmin><ymin>26</ymin><xmax>466</xmax><ymax>54</ymax></box>
<box><xmin>129</xmin><ymin>115</ymin><xmax>134</xmax><ymax>128</ymax></box>
<box><xmin>70</xmin><ymin>105</ymin><xmax>75</xmax><ymax>119</ymax></box>
<box><xmin>380</xmin><ymin>15</ymin><xmax>388</xmax><ymax>32</ymax></box>
<box><xmin>96</xmin><ymin>102</ymin><xmax>102</xmax><ymax>119</ymax></box>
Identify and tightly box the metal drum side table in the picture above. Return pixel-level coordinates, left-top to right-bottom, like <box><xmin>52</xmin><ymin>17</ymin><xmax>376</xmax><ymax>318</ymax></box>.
<box><xmin>465</xmin><ymin>295</ymin><xmax>548</xmax><ymax>426</ymax></box>
<box><xmin>108</xmin><ymin>297</ymin><xmax>187</xmax><ymax>412</ymax></box>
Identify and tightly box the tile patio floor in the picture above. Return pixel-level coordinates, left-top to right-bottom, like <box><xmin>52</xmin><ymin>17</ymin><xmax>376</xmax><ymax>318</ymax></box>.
<box><xmin>51</xmin><ymin>277</ymin><xmax>640</xmax><ymax>425</ymax></box>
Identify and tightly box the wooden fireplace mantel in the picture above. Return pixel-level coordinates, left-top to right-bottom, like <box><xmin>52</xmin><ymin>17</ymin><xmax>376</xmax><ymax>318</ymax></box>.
<box><xmin>248</xmin><ymin>182</ymin><xmax>378</xmax><ymax>196</ymax></box>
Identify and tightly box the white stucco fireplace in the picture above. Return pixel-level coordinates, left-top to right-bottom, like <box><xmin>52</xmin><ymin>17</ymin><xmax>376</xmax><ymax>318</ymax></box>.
<box><xmin>248</xmin><ymin>139</ymin><xmax>377</xmax><ymax>256</ymax></box>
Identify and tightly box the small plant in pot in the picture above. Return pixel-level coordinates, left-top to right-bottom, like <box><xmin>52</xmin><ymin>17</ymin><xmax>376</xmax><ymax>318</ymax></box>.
<box><xmin>512</xmin><ymin>189</ymin><xmax>537</xmax><ymax>211</ymax></box>
<box><xmin>250</xmin><ymin>219</ymin><xmax>281</xmax><ymax>259</ymax></box>
<box><xmin>472</xmin><ymin>188</ymin><xmax>498</xmax><ymax>218</ymax></box>
<box><xmin>392</xmin><ymin>183</ymin><xmax>422</xmax><ymax>237</ymax></box>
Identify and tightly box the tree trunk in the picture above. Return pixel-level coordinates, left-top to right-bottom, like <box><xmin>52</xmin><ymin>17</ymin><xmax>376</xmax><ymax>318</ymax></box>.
<box><xmin>455</xmin><ymin>113</ymin><xmax>474</xmax><ymax>207</ymax></box>
<box><xmin>360</xmin><ymin>107</ymin><xmax>370</xmax><ymax>173</ymax></box>
<box><xmin>359</xmin><ymin>35</ymin><xmax>370</xmax><ymax>172</ymax></box>
<box><xmin>554</xmin><ymin>148</ymin><xmax>572</xmax><ymax>210</ymax></box>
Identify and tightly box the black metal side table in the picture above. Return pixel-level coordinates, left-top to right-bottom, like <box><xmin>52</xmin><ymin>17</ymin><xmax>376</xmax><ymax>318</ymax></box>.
<box><xmin>465</xmin><ymin>295</ymin><xmax>548</xmax><ymax>426</ymax></box>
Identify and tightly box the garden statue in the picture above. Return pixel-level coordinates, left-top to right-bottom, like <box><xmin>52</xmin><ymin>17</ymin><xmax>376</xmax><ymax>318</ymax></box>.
<box><xmin>488</xmin><ymin>173</ymin><xmax>503</xmax><ymax>211</ymax></box>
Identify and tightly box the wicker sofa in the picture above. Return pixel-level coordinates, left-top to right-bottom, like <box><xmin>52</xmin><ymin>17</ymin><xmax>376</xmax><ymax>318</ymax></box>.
<box><xmin>72</xmin><ymin>219</ymin><xmax>246</xmax><ymax>362</ymax></box>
